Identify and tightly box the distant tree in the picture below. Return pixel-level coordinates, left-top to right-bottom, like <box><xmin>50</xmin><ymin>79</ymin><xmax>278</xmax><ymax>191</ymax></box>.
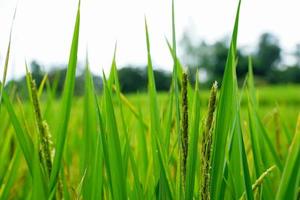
<box><xmin>153</xmin><ymin>70</ymin><xmax>172</xmax><ymax>91</ymax></box>
<box><xmin>267</xmin><ymin>66</ymin><xmax>300</xmax><ymax>84</ymax></box>
<box><xmin>31</xmin><ymin>61</ymin><xmax>42</xmax><ymax>74</ymax></box>
<box><xmin>180</xmin><ymin>31</ymin><xmax>211</xmax><ymax>69</ymax></box>
<box><xmin>118</xmin><ymin>67</ymin><xmax>147</xmax><ymax>93</ymax></box>
<box><xmin>48</xmin><ymin>67</ymin><xmax>67</xmax><ymax>96</ymax></box>
<box><xmin>253</xmin><ymin>33</ymin><xmax>281</xmax><ymax>75</ymax></box>
<box><xmin>117</xmin><ymin>66</ymin><xmax>172</xmax><ymax>93</ymax></box>
<box><xmin>181</xmin><ymin>35</ymin><xmax>248</xmax><ymax>83</ymax></box>
<box><xmin>30</xmin><ymin>61</ymin><xmax>44</xmax><ymax>86</ymax></box>
<box><xmin>294</xmin><ymin>44</ymin><xmax>300</xmax><ymax>66</ymax></box>
<box><xmin>46</xmin><ymin>66</ymin><xmax>102</xmax><ymax>96</ymax></box>
<box><xmin>210</xmin><ymin>40</ymin><xmax>229</xmax><ymax>77</ymax></box>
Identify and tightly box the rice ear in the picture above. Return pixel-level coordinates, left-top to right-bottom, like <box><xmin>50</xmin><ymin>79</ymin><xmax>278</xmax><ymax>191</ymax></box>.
<box><xmin>200</xmin><ymin>81</ymin><xmax>218</xmax><ymax>200</ymax></box>
<box><xmin>28</xmin><ymin>73</ymin><xmax>53</xmax><ymax>179</ymax></box>
<box><xmin>181</xmin><ymin>72</ymin><xmax>188</xmax><ymax>191</ymax></box>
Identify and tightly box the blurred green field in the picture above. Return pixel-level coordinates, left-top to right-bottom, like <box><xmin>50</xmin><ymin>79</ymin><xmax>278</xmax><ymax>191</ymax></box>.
<box><xmin>36</xmin><ymin>84</ymin><xmax>300</xmax><ymax>135</ymax></box>
<box><xmin>1</xmin><ymin>83</ymin><xmax>299</xmax><ymax>199</ymax></box>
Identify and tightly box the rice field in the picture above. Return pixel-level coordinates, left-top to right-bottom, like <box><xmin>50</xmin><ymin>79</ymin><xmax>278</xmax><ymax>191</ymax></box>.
<box><xmin>0</xmin><ymin>0</ymin><xmax>299</xmax><ymax>199</ymax></box>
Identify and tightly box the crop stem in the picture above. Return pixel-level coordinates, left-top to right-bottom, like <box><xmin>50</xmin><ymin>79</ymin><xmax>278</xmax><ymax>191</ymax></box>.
<box><xmin>200</xmin><ymin>81</ymin><xmax>217</xmax><ymax>200</ymax></box>
<box><xmin>181</xmin><ymin>72</ymin><xmax>188</xmax><ymax>192</ymax></box>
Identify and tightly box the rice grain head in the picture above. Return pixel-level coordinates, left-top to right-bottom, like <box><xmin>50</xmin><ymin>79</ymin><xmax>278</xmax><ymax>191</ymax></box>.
<box><xmin>200</xmin><ymin>81</ymin><xmax>217</xmax><ymax>200</ymax></box>
<box><xmin>28</xmin><ymin>73</ymin><xmax>53</xmax><ymax>177</ymax></box>
<box><xmin>181</xmin><ymin>72</ymin><xmax>188</xmax><ymax>191</ymax></box>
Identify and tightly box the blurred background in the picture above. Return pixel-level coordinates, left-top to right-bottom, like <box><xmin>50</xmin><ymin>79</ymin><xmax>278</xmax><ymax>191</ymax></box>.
<box><xmin>1</xmin><ymin>0</ymin><xmax>300</xmax><ymax>94</ymax></box>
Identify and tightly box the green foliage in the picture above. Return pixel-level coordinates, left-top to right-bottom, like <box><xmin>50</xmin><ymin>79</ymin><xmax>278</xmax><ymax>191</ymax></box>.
<box><xmin>180</xmin><ymin>24</ymin><xmax>300</xmax><ymax>84</ymax></box>
<box><xmin>254</xmin><ymin>33</ymin><xmax>281</xmax><ymax>75</ymax></box>
<box><xmin>50</xmin><ymin>1</ymin><xmax>81</xmax><ymax>192</ymax></box>
<box><xmin>0</xmin><ymin>1</ymin><xmax>299</xmax><ymax>200</ymax></box>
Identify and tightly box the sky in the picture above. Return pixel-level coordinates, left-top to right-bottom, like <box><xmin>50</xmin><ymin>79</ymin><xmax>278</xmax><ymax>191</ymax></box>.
<box><xmin>1</xmin><ymin>0</ymin><xmax>300</xmax><ymax>80</ymax></box>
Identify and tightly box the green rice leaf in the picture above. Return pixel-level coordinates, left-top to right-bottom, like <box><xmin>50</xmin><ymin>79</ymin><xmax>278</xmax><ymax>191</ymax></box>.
<box><xmin>145</xmin><ymin>18</ymin><xmax>174</xmax><ymax>198</ymax></box>
<box><xmin>0</xmin><ymin>5</ymin><xmax>17</xmax><ymax>108</ymax></box>
<box><xmin>0</xmin><ymin>148</ymin><xmax>21</xmax><ymax>200</ymax></box>
<box><xmin>50</xmin><ymin>1</ymin><xmax>81</xmax><ymax>191</ymax></box>
<box><xmin>38</xmin><ymin>74</ymin><xmax>48</xmax><ymax>98</ymax></box>
<box><xmin>210</xmin><ymin>1</ymin><xmax>241</xmax><ymax>199</ymax></box>
<box><xmin>276</xmin><ymin>115</ymin><xmax>300</xmax><ymax>200</ymax></box>
<box><xmin>32</xmin><ymin>145</ymin><xmax>48</xmax><ymax>199</ymax></box>
<box><xmin>185</xmin><ymin>78</ymin><xmax>200</xmax><ymax>199</ymax></box>
<box><xmin>82</xmin><ymin>57</ymin><xmax>102</xmax><ymax>200</ymax></box>
<box><xmin>2</xmin><ymin>90</ymin><xmax>34</xmax><ymax>174</ymax></box>
<box><xmin>102</xmin><ymin>73</ymin><xmax>127</xmax><ymax>199</ymax></box>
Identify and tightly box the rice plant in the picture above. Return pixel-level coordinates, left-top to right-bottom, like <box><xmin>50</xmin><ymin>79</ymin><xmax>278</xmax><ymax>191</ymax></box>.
<box><xmin>0</xmin><ymin>0</ymin><xmax>299</xmax><ymax>199</ymax></box>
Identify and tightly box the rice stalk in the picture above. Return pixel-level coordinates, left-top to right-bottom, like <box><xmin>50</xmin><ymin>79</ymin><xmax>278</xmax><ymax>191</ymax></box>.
<box><xmin>28</xmin><ymin>73</ymin><xmax>53</xmax><ymax>178</ymax></box>
<box><xmin>180</xmin><ymin>72</ymin><xmax>188</xmax><ymax>191</ymax></box>
<box><xmin>239</xmin><ymin>165</ymin><xmax>276</xmax><ymax>200</ymax></box>
<box><xmin>273</xmin><ymin>108</ymin><xmax>282</xmax><ymax>159</ymax></box>
<box><xmin>251</xmin><ymin>165</ymin><xmax>276</xmax><ymax>192</ymax></box>
<box><xmin>200</xmin><ymin>81</ymin><xmax>217</xmax><ymax>200</ymax></box>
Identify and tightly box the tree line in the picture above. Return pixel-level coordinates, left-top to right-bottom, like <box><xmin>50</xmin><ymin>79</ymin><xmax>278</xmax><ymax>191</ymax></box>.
<box><xmin>5</xmin><ymin>32</ymin><xmax>300</xmax><ymax>96</ymax></box>
<box><xmin>180</xmin><ymin>32</ymin><xmax>300</xmax><ymax>85</ymax></box>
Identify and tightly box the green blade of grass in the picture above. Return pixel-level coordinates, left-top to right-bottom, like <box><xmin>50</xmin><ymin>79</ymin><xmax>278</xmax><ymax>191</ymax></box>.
<box><xmin>166</xmin><ymin>40</ymin><xmax>181</xmax><ymax>83</ymax></box>
<box><xmin>95</xmin><ymin>95</ymin><xmax>114</xmax><ymax>198</ymax></box>
<box><xmin>237</xmin><ymin>120</ymin><xmax>254</xmax><ymax>200</ymax></box>
<box><xmin>247</xmin><ymin>99</ymin><xmax>274</xmax><ymax>199</ymax></box>
<box><xmin>163</xmin><ymin>83</ymin><xmax>174</xmax><ymax>154</ymax></box>
<box><xmin>228</xmin><ymin>75</ymin><xmax>253</xmax><ymax>200</ymax></box>
<box><xmin>32</xmin><ymin>143</ymin><xmax>48</xmax><ymax>199</ymax></box>
<box><xmin>111</xmin><ymin>85</ymin><xmax>148</xmax><ymax>129</ymax></box>
<box><xmin>102</xmin><ymin>73</ymin><xmax>127</xmax><ymax>199</ymax></box>
<box><xmin>185</xmin><ymin>78</ymin><xmax>200</xmax><ymax>200</ymax></box>
<box><xmin>276</xmin><ymin>115</ymin><xmax>300</xmax><ymax>200</ymax></box>
<box><xmin>0</xmin><ymin>131</ymin><xmax>12</xmax><ymax>187</ymax></box>
<box><xmin>0</xmin><ymin>148</ymin><xmax>21</xmax><ymax>200</ymax></box>
<box><xmin>136</xmin><ymin>105</ymin><xmax>149</xmax><ymax>182</ymax></box>
<box><xmin>170</xmin><ymin>1</ymin><xmax>183</xmax><ymax>197</ymax></box>
<box><xmin>210</xmin><ymin>1</ymin><xmax>241</xmax><ymax>199</ymax></box>
<box><xmin>145</xmin><ymin>18</ymin><xmax>174</xmax><ymax>198</ymax></box>
<box><xmin>247</xmin><ymin>92</ymin><xmax>277</xmax><ymax>199</ymax></box>
<box><xmin>111</xmin><ymin>49</ymin><xmax>143</xmax><ymax>197</ymax></box>
<box><xmin>82</xmin><ymin>58</ymin><xmax>102</xmax><ymax>200</ymax></box>
<box><xmin>248</xmin><ymin>59</ymin><xmax>283</xmax><ymax>170</ymax></box>
<box><xmin>49</xmin><ymin>1</ymin><xmax>81</xmax><ymax>191</ymax></box>
<box><xmin>236</xmin><ymin>72</ymin><xmax>253</xmax><ymax>200</ymax></box>
<box><xmin>2</xmin><ymin>89</ymin><xmax>34</xmax><ymax>174</ymax></box>
<box><xmin>230</xmin><ymin>113</ymin><xmax>254</xmax><ymax>200</ymax></box>
<box><xmin>109</xmin><ymin>47</ymin><xmax>131</xmax><ymax>183</ymax></box>
<box><xmin>0</xmin><ymin>5</ymin><xmax>17</xmax><ymax>108</ymax></box>
<box><xmin>37</xmin><ymin>74</ymin><xmax>48</xmax><ymax>98</ymax></box>
<box><xmin>144</xmin><ymin>18</ymin><xmax>161</xmax><ymax>181</ymax></box>
<box><xmin>219</xmin><ymin>73</ymin><xmax>253</xmax><ymax>200</ymax></box>
<box><xmin>254</xmin><ymin>110</ymin><xmax>283</xmax><ymax>171</ymax></box>
<box><xmin>247</xmin><ymin>57</ymin><xmax>257</xmax><ymax>108</ymax></box>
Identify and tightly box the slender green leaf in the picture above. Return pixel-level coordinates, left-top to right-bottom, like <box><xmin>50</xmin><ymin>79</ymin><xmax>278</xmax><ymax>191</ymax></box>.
<box><xmin>145</xmin><ymin>18</ymin><xmax>174</xmax><ymax>198</ymax></box>
<box><xmin>185</xmin><ymin>78</ymin><xmax>200</xmax><ymax>199</ymax></box>
<box><xmin>50</xmin><ymin>1</ymin><xmax>81</xmax><ymax>191</ymax></box>
<box><xmin>276</xmin><ymin>115</ymin><xmax>300</xmax><ymax>200</ymax></box>
<box><xmin>210</xmin><ymin>1</ymin><xmax>241</xmax><ymax>199</ymax></box>
<box><xmin>0</xmin><ymin>5</ymin><xmax>17</xmax><ymax>108</ymax></box>
<box><xmin>102</xmin><ymin>73</ymin><xmax>127</xmax><ymax>199</ymax></box>
<box><xmin>0</xmin><ymin>148</ymin><xmax>21</xmax><ymax>200</ymax></box>
<box><xmin>2</xmin><ymin>90</ymin><xmax>34</xmax><ymax>174</ymax></box>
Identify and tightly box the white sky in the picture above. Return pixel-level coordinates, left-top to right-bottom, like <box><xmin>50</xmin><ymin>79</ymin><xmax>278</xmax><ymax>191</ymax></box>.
<box><xmin>1</xmin><ymin>0</ymin><xmax>300</xmax><ymax>80</ymax></box>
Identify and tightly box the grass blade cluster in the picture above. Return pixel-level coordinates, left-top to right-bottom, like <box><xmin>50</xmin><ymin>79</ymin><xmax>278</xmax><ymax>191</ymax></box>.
<box><xmin>0</xmin><ymin>0</ymin><xmax>299</xmax><ymax>199</ymax></box>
